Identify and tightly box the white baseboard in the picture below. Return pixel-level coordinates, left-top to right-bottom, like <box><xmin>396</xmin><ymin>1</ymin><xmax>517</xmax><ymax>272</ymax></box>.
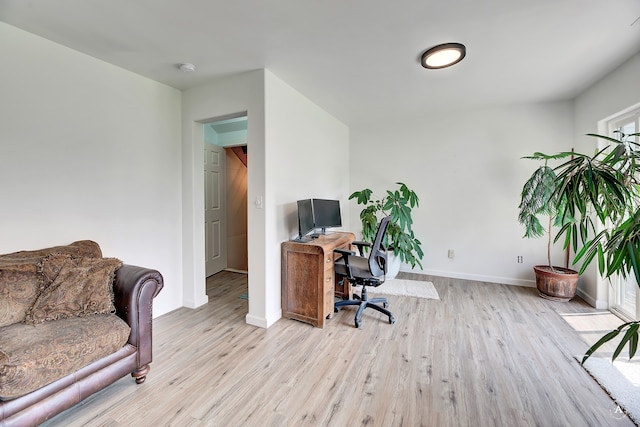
<box><xmin>246</xmin><ymin>309</ymin><xmax>282</xmax><ymax>329</ymax></box>
<box><xmin>411</xmin><ymin>268</ymin><xmax>607</xmax><ymax>309</ymax></box>
<box><xmin>245</xmin><ymin>313</ymin><xmax>268</xmax><ymax>328</ymax></box>
<box><xmin>576</xmin><ymin>288</ymin><xmax>608</xmax><ymax>309</ymax></box>
<box><xmin>418</xmin><ymin>268</ymin><xmax>536</xmax><ymax>288</ymax></box>
<box><xmin>183</xmin><ymin>293</ymin><xmax>209</xmax><ymax>309</ymax></box>
<box><xmin>224</xmin><ymin>268</ymin><xmax>248</xmax><ymax>274</ymax></box>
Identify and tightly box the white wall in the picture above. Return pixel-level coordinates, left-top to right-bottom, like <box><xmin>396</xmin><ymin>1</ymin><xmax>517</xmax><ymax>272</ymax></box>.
<box><xmin>181</xmin><ymin>70</ymin><xmax>265</xmax><ymax>322</ymax></box>
<box><xmin>181</xmin><ymin>69</ymin><xmax>349</xmax><ymax>327</ymax></box>
<box><xmin>349</xmin><ymin>101</ymin><xmax>573</xmax><ymax>287</ymax></box>
<box><xmin>0</xmin><ymin>22</ymin><xmax>183</xmax><ymax>317</ymax></box>
<box><xmin>573</xmin><ymin>52</ymin><xmax>640</xmax><ymax>308</ymax></box>
<box><xmin>264</xmin><ymin>71</ymin><xmax>350</xmax><ymax>322</ymax></box>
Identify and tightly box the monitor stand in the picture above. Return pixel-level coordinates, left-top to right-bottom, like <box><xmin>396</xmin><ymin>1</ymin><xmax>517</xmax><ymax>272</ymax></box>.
<box><xmin>309</xmin><ymin>228</ymin><xmax>327</xmax><ymax>238</ymax></box>
<box><xmin>292</xmin><ymin>236</ymin><xmax>313</xmax><ymax>243</ymax></box>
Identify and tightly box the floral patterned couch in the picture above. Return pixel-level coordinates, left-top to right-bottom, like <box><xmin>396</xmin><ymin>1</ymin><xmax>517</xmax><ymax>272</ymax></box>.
<box><xmin>0</xmin><ymin>241</ymin><xmax>163</xmax><ymax>426</ymax></box>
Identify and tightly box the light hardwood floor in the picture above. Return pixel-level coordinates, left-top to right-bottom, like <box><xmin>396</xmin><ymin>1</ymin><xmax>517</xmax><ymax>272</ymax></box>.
<box><xmin>41</xmin><ymin>272</ymin><xmax>635</xmax><ymax>426</ymax></box>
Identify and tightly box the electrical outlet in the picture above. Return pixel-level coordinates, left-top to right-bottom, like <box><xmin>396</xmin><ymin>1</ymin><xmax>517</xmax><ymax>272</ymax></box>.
<box><xmin>517</xmin><ymin>255</ymin><xmax>523</xmax><ymax>263</ymax></box>
<box><xmin>448</xmin><ymin>249</ymin><xmax>455</xmax><ymax>259</ymax></box>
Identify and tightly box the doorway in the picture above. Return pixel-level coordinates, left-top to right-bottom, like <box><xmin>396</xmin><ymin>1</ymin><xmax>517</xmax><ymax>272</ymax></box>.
<box><xmin>224</xmin><ymin>145</ymin><xmax>248</xmax><ymax>273</ymax></box>
<box><xmin>204</xmin><ymin>115</ymin><xmax>249</xmax><ymax>279</ymax></box>
<box><xmin>604</xmin><ymin>105</ymin><xmax>640</xmax><ymax>321</ymax></box>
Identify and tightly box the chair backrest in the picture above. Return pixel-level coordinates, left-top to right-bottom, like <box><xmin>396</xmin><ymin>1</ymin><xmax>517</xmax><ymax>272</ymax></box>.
<box><xmin>368</xmin><ymin>216</ymin><xmax>391</xmax><ymax>277</ymax></box>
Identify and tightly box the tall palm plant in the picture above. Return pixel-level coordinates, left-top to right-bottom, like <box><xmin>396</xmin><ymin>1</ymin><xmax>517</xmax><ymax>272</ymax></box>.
<box><xmin>518</xmin><ymin>156</ymin><xmax>572</xmax><ymax>270</ymax></box>
<box><xmin>524</xmin><ymin>131</ymin><xmax>640</xmax><ymax>362</ymax></box>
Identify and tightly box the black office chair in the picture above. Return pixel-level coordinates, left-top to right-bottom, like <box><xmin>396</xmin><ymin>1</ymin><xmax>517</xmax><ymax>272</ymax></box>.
<box><xmin>334</xmin><ymin>216</ymin><xmax>396</xmax><ymax>328</ymax></box>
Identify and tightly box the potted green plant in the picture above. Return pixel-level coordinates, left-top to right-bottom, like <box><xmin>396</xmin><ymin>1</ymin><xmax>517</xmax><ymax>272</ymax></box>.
<box><xmin>520</xmin><ymin>131</ymin><xmax>640</xmax><ymax>363</ymax></box>
<box><xmin>349</xmin><ymin>182</ymin><xmax>424</xmax><ymax>277</ymax></box>
<box><xmin>518</xmin><ymin>154</ymin><xmax>579</xmax><ymax>301</ymax></box>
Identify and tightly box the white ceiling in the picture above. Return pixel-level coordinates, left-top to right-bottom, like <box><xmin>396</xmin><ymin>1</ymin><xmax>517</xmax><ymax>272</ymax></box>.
<box><xmin>1</xmin><ymin>0</ymin><xmax>639</xmax><ymax>126</ymax></box>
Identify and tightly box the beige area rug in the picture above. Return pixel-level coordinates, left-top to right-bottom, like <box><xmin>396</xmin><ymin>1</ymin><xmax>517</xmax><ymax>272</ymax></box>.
<box><xmin>577</xmin><ymin>356</ymin><xmax>640</xmax><ymax>425</ymax></box>
<box><xmin>360</xmin><ymin>278</ymin><xmax>440</xmax><ymax>300</ymax></box>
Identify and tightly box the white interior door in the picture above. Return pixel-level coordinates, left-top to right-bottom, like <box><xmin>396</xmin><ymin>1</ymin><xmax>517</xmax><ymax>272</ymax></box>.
<box><xmin>205</xmin><ymin>142</ymin><xmax>227</xmax><ymax>277</ymax></box>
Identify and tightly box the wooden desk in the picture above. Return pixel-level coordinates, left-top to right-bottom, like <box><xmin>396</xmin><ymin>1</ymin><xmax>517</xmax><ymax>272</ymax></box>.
<box><xmin>281</xmin><ymin>232</ymin><xmax>354</xmax><ymax>327</ymax></box>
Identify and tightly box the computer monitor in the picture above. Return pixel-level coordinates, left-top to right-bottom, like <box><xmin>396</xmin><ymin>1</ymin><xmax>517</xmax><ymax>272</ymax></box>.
<box><xmin>312</xmin><ymin>198</ymin><xmax>342</xmax><ymax>234</ymax></box>
<box><xmin>296</xmin><ymin>199</ymin><xmax>315</xmax><ymax>239</ymax></box>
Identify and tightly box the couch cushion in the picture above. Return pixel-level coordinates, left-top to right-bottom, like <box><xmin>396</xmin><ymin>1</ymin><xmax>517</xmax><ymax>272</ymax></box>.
<box><xmin>25</xmin><ymin>255</ymin><xmax>122</xmax><ymax>325</ymax></box>
<box><xmin>0</xmin><ymin>241</ymin><xmax>102</xmax><ymax>266</ymax></box>
<box><xmin>0</xmin><ymin>263</ymin><xmax>41</xmax><ymax>328</ymax></box>
<box><xmin>0</xmin><ymin>314</ymin><xmax>131</xmax><ymax>400</ymax></box>
<box><xmin>0</xmin><ymin>241</ymin><xmax>103</xmax><ymax>328</ymax></box>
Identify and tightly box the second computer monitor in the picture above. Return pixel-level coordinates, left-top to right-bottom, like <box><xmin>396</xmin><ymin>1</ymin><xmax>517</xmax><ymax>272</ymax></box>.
<box><xmin>312</xmin><ymin>198</ymin><xmax>342</xmax><ymax>234</ymax></box>
<box><xmin>297</xmin><ymin>199</ymin><xmax>315</xmax><ymax>238</ymax></box>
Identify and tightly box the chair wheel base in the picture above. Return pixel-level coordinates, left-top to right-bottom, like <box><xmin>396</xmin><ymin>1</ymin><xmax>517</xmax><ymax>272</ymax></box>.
<box><xmin>334</xmin><ymin>287</ymin><xmax>396</xmax><ymax>329</ymax></box>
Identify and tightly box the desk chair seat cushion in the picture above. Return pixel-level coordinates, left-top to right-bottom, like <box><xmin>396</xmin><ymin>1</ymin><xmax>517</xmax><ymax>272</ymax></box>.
<box><xmin>334</xmin><ymin>255</ymin><xmax>377</xmax><ymax>281</ymax></box>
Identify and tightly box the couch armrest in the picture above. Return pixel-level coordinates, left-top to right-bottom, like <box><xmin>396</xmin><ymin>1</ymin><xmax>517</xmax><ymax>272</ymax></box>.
<box><xmin>113</xmin><ymin>265</ymin><xmax>163</xmax><ymax>370</ymax></box>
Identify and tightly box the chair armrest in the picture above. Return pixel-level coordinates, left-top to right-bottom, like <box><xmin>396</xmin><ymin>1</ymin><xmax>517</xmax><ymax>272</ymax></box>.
<box><xmin>334</xmin><ymin>248</ymin><xmax>355</xmax><ymax>257</ymax></box>
<box><xmin>113</xmin><ymin>265</ymin><xmax>164</xmax><ymax>368</ymax></box>
<box><xmin>351</xmin><ymin>240</ymin><xmax>371</xmax><ymax>256</ymax></box>
<box><xmin>334</xmin><ymin>248</ymin><xmax>356</xmax><ymax>279</ymax></box>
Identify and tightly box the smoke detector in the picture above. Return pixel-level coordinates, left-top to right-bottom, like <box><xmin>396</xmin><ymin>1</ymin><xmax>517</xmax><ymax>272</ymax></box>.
<box><xmin>178</xmin><ymin>63</ymin><xmax>196</xmax><ymax>73</ymax></box>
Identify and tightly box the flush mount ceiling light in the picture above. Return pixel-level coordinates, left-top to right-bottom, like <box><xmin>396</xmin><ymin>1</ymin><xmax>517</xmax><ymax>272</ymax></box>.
<box><xmin>421</xmin><ymin>43</ymin><xmax>466</xmax><ymax>69</ymax></box>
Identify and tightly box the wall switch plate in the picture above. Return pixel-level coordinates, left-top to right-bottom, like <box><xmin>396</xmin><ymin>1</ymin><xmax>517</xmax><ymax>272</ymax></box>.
<box><xmin>448</xmin><ymin>249</ymin><xmax>455</xmax><ymax>259</ymax></box>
